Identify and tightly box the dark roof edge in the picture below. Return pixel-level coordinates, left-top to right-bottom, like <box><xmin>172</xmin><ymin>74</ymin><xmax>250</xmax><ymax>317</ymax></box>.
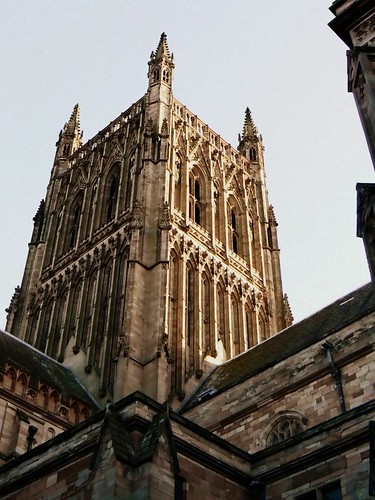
<box><xmin>179</xmin><ymin>282</ymin><xmax>375</xmax><ymax>412</ymax></box>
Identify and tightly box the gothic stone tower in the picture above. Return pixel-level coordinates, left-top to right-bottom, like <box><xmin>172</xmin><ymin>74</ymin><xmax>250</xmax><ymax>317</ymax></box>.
<box><xmin>6</xmin><ymin>34</ymin><xmax>291</xmax><ymax>405</ymax></box>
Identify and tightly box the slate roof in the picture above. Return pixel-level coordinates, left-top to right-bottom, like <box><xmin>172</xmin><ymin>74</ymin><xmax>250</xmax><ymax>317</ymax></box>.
<box><xmin>180</xmin><ymin>282</ymin><xmax>375</xmax><ymax>412</ymax></box>
<box><xmin>0</xmin><ymin>329</ymin><xmax>99</xmax><ymax>408</ymax></box>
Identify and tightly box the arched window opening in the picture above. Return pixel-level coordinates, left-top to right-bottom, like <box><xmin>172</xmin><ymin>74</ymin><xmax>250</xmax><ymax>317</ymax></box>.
<box><xmin>86</xmin><ymin>180</ymin><xmax>98</xmax><ymax>237</ymax></box>
<box><xmin>231</xmin><ymin>295</ymin><xmax>240</xmax><ymax>355</ymax></box>
<box><xmin>213</xmin><ymin>185</ymin><xmax>222</xmax><ymax>241</ymax></box>
<box><xmin>228</xmin><ymin>205</ymin><xmax>240</xmax><ymax>255</ymax></box>
<box><xmin>63</xmin><ymin>144</ymin><xmax>71</xmax><ymax>157</ymax></box>
<box><xmin>266</xmin><ymin>418</ymin><xmax>305</xmax><ymax>446</ymax></box>
<box><xmin>82</xmin><ymin>272</ymin><xmax>97</xmax><ymax>349</ymax></box>
<box><xmin>40</xmin><ymin>302</ymin><xmax>53</xmax><ymax>353</ymax></box>
<box><xmin>162</xmin><ymin>69</ymin><xmax>169</xmax><ymax>83</ymax></box>
<box><xmin>106</xmin><ymin>173</ymin><xmax>119</xmax><ymax>222</ymax></box>
<box><xmin>95</xmin><ymin>262</ymin><xmax>112</xmax><ymax>368</ymax></box>
<box><xmin>67</xmin><ymin>193</ymin><xmax>83</xmax><ymax>251</ymax></box>
<box><xmin>186</xmin><ymin>265</ymin><xmax>195</xmax><ymax>372</ymax></box>
<box><xmin>51</xmin><ymin>291</ymin><xmax>67</xmax><ymax>359</ymax></box>
<box><xmin>153</xmin><ymin>69</ymin><xmax>160</xmax><ymax>82</ymax></box>
<box><xmin>217</xmin><ymin>284</ymin><xmax>226</xmax><ymax>353</ymax></box>
<box><xmin>69</xmin><ymin>205</ymin><xmax>80</xmax><ymax>248</ymax></box>
<box><xmin>125</xmin><ymin>153</ymin><xmax>136</xmax><ymax>210</ymax></box>
<box><xmin>250</xmin><ymin>147</ymin><xmax>257</xmax><ymax>162</ymax></box>
<box><xmin>67</xmin><ymin>281</ymin><xmax>82</xmax><ymax>347</ymax></box>
<box><xmin>202</xmin><ymin>273</ymin><xmax>210</xmax><ymax>355</ymax></box>
<box><xmin>245</xmin><ymin>309</ymin><xmax>253</xmax><ymax>349</ymax></box>
<box><xmin>174</xmin><ymin>157</ymin><xmax>182</xmax><ymax>210</ymax></box>
<box><xmin>189</xmin><ymin>173</ymin><xmax>202</xmax><ymax>225</ymax></box>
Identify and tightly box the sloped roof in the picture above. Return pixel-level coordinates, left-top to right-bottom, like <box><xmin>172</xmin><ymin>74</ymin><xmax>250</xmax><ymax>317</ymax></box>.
<box><xmin>0</xmin><ymin>329</ymin><xmax>99</xmax><ymax>408</ymax></box>
<box><xmin>180</xmin><ymin>282</ymin><xmax>375</xmax><ymax>412</ymax></box>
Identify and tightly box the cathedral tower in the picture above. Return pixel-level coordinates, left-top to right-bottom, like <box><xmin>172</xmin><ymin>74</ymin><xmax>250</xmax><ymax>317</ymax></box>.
<box><xmin>6</xmin><ymin>34</ymin><xmax>291</xmax><ymax>405</ymax></box>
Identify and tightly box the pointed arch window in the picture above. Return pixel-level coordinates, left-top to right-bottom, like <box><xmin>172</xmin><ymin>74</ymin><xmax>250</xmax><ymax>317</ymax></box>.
<box><xmin>105</xmin><ymin>167</ymin><xmax>120</xmax><ymax>223</ymax></box>
<box><xmin>86</xmin><ymin>179</ymin><xmax>98</xmax><ymax>237</ymax></box>
<box><xmin>40</xmin><ymin>301</ymin><xmax>53</xmax><ymax>353</ymax></box>
<box><xmin>66</xmin><ymin>192</ymin><xmax>84</xmax><ymax>251</ymax></box>
<box><xmin>231</xmin><ymin>294</ymin><xmax>241</xmax><ymax>355</ymax></box>
<box><xmin>266</xmin><ymin>416</ymin><xmax>306</xmax><ymax>446</ymax></box>
<box><xmin>186</xmin><ymin>263</ymin><xmax>196</xmax><ymax>372</ymax></box>
<box><xmin>228</xmin><ymin>205</ymin><xmax>241</xmax><ymax>255</ymax></box>
<box><xmin>153</xmin><ymin>69</ymin><xmax>160</xmax><ymax>82</ymax></box>
<box><xmin>202</xmin><ymin>272</ymin><xmax>211</xmax><ymax>355</ymax></box>
<box><xmin>125</xmin><ymin>152</ymin><xmax>136</xmax><ymax>210</ymax></box>
<box><xmin>81</xmin><ymin>272</ymin><xmax>97</xmax><ymax>349</ymax></box>
<box><xmin>162</xmin><ymin>69</ymin><xmax>170</xmax><ymax>83</ymax></box>
<box><xmin>217</xmin><ymin>282</ymin><xmax>227</xmax><ymax>355</ymax></box>
<box><xmin>245</xmin><ymin>307</ymin><xmax>254</xmax><ymax>349</ymax></box>
<box><xmin>189</xmin><ymin>173</ymin><xmax>202</xmax><ymax>225</ymax></box>
<box><xmin>63</xmin><ymin>144</ymin><xmax>71</xmax><ymax>157</ymax></box>
<box><xmin>250</xmin><ymin>147</ymin><xmax>257</xmax><ymax>162</ymax></box>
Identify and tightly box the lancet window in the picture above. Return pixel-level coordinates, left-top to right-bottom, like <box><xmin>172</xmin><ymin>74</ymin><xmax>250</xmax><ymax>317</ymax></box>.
<box><xmin>39</xmin><ymin>301</ymin><xmax>53</xmax><ymax>353</ymax></box>
<box><xmin>94</xmin><ymin>260</ymin><xmax>113</xmax><ymax>368</ymax></box>
<box><xmin>217</xmin><ymin>282</ymin><xmax>227</xmax><ymax>356</ymax></box>
<box><xmin>202</xmin><ymin>271</ymin><xmax>211</xmax><ymax>355</ymax></box>
<box><xmin>231</xmin><ymin>293</ymin><xmax>241</xmax><ymax>355</ymax></box>
<box><xmin>249</xmin><ymin>147</ymin><xmax>257</xmax><ymax>162</ymax></box>
<box><xmin>245</xmin><ymin>307</ymin><xmax>254</xmax><ymax>349</ymax></box>
<box><xmin>189</xmin><ymin>173</ymin><xmax>202</xmax><ymax>225</ymax></box>
<box><xmin>186</xmin><ymin>263</ymin><xmax>195</xmax><ymax>372</ymax></box>
<box><xmin>125</xmin><ymin>152</ymin><xmax>136</xmax><ymax>210</ymax></box>
<box><xmin>66</xmin><ymin>192</ymin><xmax>84</xmax><ymax>251</ymax></box>
<box><xmin>228</xmin><ymin>204</ymin><xmax>241</xmax><ymax>255</ymax></box>
<box><xmin>50</xmin><ymin>289</ymin><xmax>67</xmax><ymax>359</ymax></box>
<box><xmin>81</xmin><ymin>272</ymin><xmax>97</xmax><ymax>349</ymax></box>
<box><xmin>104</xmin><ymin>167</ymin><xmax>120</xmax><ymax>223</ymax></box>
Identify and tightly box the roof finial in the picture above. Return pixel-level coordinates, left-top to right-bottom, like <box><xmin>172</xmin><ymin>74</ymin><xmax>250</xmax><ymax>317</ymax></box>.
<box><xmin>64</xmin><ymin>103</ymin><xmax>81</xmax><ymax>136</ymax></box>
<box><xmin>242</xmin><ymin>107</ymin><xmax>258</xmax><ymax>140</ymax></box>
<box><xmin>154</xmin><ymin>32</ymin><xmax>172</xmax><ymax>60</ymax></box>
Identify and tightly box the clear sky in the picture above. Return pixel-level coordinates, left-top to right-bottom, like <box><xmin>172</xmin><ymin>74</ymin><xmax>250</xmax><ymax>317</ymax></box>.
<box><xmin>0</xmin><ymin>0</ymin><xmax>373</xmax><ymax>328</ymax></box>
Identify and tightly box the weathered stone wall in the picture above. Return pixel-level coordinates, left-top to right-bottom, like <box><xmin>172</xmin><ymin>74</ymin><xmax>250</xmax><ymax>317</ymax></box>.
<box><xmin>185</xmin><ymin>313</ymin><xmax>375</xmax><ymax>455</ymax></box>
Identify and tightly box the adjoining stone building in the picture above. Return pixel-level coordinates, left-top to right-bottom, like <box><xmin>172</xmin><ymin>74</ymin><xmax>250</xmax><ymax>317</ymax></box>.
<box><xmin>1</xmin><ymin>1</ymin><xmax>375</xmax><ymax>498</ymax></box>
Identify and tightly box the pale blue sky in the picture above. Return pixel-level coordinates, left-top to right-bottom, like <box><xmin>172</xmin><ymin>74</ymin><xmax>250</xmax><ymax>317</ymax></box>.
<box><xmin>0</xmin><ymin>0</ymin><xmax>373</xmax><ymax>327</ymax></box>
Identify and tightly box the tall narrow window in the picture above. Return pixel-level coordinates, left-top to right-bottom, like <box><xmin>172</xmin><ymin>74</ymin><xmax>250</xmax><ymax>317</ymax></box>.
<box><xmin>186</xmin><ymin>265</ymin><xmax>195</xmax><ymax>371</ymax></box>
<box><xmin>51</xmin><ymin>291</ymin><xmax>67</xmax><ymax>359</ymax></box>
<box><xmin>106</xmin><ymin>175</ymin><xmax>119</xmax><ymax>222</ymax></box>
<box><xmin>217</xmin><ymin>283</ymin><xmax>226</xmax><ymax>354</ymax></box>
<box><xmin>202</xmin><ymin>273</ymin><xmax>210</xmax><ymax>354</ymax></box>
<box><xmin>86</xmin><ymin>180</ymin><xmax>98</xmax><ymax>237</ymax></box>
<box><xmin>231</xmin><ymin>295</ymin><xmax>240</xmax><ymax>355</ymax></box>
<box><xmin>40</xmin><ymin>302</ymin><xmax>53</xmax><ymax>353</ymax></box>
<box><xmin>153</xmin><ymin>69</ymin><xmax>160</xmax><ymax>82</ymax></box>
<box><xmin>125</xmin><ymin>153</ymin><xmax>135</xmax><ymax>210</ymax></box>
<box><xmin>189</xmin><ymin>173</ymin><xmax>202</xmax><ymax>225</ymax></box>
<box><xmin>67</xmin><ymin>193</ymin><xmax>84</xmax><ymax>251</ymax></box>
<box><xmin>69</xmin><ymin>204</ymin><xmax>81</xmax><ymax>249</ymax></box>
<box><xmin>250</xmin><ymin>147</ymin><xmax>257</xmax><ymax>161</ymax></box>
<box><xmin>67</xmin><ymin>281</ymin><xmax>82</xmax><ymax>347</ymax></box>
<box><xmin>82</xmin><ymin>272</ymin><xmax>97</xmax><ymax>349</ymax></box>
<box><xmin>245</xmin><ymin>308</ymin><xmax>253</xmax><ymax>349</ymax></box>
<box><xmin>228</xmin><ymin>206</ymin><xmax>240</xmax><ymax>255</ymax></box>
<box><xmin>95</xmin><ymin>262</ymin><xmax>112</xmax><ymax>367</ymax></box>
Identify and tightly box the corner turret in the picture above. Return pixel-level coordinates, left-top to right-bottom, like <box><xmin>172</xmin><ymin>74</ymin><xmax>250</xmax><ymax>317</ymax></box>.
<box><xmin>54</xmin><ymin>104</ymin><xmax>83</xmax><ymax>164</ymax></box>
<box><xmin>238</xmin><ymin>107</ymin><xmax>263</xmax><ymax>162</ymax></box>
<box><xmin>148</xmin><ymin>33</ymin><xmax>174</xmax><ymax>91</ymax></box>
